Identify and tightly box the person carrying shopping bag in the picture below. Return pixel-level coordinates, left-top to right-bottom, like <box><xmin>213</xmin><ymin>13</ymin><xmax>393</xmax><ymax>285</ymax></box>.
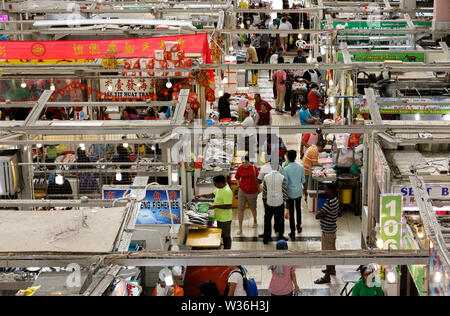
<box><xmin>235</xmin><ymin>156</ymin><xmax>261</xmax><ymax>235</ymax></box>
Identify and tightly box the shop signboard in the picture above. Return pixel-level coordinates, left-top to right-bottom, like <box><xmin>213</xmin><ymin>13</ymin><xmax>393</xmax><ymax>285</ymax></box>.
<box><xmin>337</xmin><ymin>52</ymin><xmax>425</xmax><ymax>63</ymax></box>
<box><xmin>380</xmin><ymin>194</ymin><xmax>402</xmax><ymax>250</ymax></box>
<box><xmin>0</xmin><ymin>15</ymin><xmax>8</xmax><ymax>22</ymax></box>
<box><xmin>376</xmin><ymin>97</ymin><xmax>450</xmax><ymax>114</ymax></box>
<box><xmin>429</xmin><ymin>246</ymin><xmax>450</xmax><ymax>296</ymax></box>
<box><xmin>0</xmin><ymin>34</ymin><xmax>212</xmax><ymax>63</ymax></box>
<box><xmin>100</xmin><ymin>78</ymin><xmax>153</xmax><ymax>99</ymax></box>
<box><xmin>103</xmin><ymin>185</ymin><xmax>183</xmax><ymax>225</ymax></box>
<box><xmin>0</xmin><ymin>59</ymin><xmax>96</xmax><ymax>65</ymax></box>
<box><xmin>321</xmin><ymin>21</ymin><xmax>432</xmax><ymax>30</ymax></box>
<box><xmin>392</xmin><ymin>184</ymin><xmax>450</xmax><ymax>207</ymax></box>
<box><xmin>356</xmin><ymin>97</ymin><xmax>450</xmax><ymax>115</ymax></box>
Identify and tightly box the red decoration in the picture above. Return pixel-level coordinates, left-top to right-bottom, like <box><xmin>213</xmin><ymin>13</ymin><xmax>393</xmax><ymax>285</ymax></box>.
<box><xmin>205</xmin><ymin>87</ymin><xmax>215</xmax><ymax>102</ymax></box>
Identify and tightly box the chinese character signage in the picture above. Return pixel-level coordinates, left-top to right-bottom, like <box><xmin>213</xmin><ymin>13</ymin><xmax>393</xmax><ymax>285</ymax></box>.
<box><xmin>103</xmin><ymin>186</ymin><xmax>182</xmax><ymax>225</ymax></box>
<box><xmin>0</xmin><ymin>33</ymin><xmax>211</xmax><ymax>65</ymax></box>
<box><xmin>100</xmin><ymin>78</ymin><xmax>153</xmax><ymax>98</ymax></box>
<box><xmin>380</xmin><ymin>194</ymin><xmax>402</xmax><ymax>250</ymax></box>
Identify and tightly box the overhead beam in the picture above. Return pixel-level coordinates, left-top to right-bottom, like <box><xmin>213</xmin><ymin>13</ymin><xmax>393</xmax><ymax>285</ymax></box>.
<box><xmin>410</xmin><ymin>175</ymin><xmax>450</xmax><ymax>273</ymax></box>
<box><xmin>0</xmin><ymin>249</ymin><xmax>429</xmax><ymax>268</ymax></box>
<box><xmin>23</xmin><ymin>90</ymin><xmax>53</xmax><ymax>127</ymax></box>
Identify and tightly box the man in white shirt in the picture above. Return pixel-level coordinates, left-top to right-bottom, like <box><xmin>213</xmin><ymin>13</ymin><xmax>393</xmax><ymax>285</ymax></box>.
<box><xmin>240</xmin><ymin>108</ymin><xmax>256</xmax><ymax>160</ymax></box>
<box><xmin>261</xmin><ymin>166</ymin><xmax>289</xmax><ymax>244</ymax></box>
<box><xmin>227</xmin><ymin>266</ymin><xmax>247</xmax><ymax>296</ymax></box>
<box><xmin>279</xmin><ymin>18</ymin><xmax>290</xmax><ymax>52</ymax></box>
<box><xmin>269</xmin><ymin>19</ymin><xmax>279</xmax><ymax>45</ymax></box>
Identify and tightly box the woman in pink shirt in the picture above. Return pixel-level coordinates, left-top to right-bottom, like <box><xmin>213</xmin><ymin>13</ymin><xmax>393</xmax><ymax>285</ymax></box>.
<box><xmin>268</xmin><ymin>240</ymin><xmax>300</xmax><ymax>296</ymax></box>
<box><xmin>272</xmin><ymin>56</ymin><xmax>287</xmax><ymax>113</ymax></box>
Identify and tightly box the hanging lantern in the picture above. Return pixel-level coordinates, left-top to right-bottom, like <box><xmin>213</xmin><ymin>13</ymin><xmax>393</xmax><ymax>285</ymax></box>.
<box><xmin>188</xmin><ymin>92</ymin><xmax>198</xmax><ymax>104</ymax></box>
<box><xmin>205</xmin><ymin>87</ymin><xmax>215</xmax><ymax>102</ymax></box>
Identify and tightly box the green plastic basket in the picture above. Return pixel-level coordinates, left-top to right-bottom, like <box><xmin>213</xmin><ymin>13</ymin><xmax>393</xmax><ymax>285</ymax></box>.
<box><xmin>197</xmin><ymin>203</ymin><xmax>211</xmax><ymax>213</ymax></box>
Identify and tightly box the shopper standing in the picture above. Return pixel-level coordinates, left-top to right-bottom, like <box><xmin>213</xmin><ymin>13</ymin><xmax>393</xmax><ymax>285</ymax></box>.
<box><xmin>265</xmin><ymin>41</ymin><xmax>278</xmax><ymax>82</ymax></box>
<box><xmin>284</xmin><ymin>70</ymin><xmax>296</xmax><ymax>112</ymax></box>
<box><xmin>268</xmin><ymin>240</ymin><xmax>300</xmax><ymax>296</ymax></box>
<box><xmin>241</xmin><ymin>108</ymin><xmax>256</xmax><ymax>157</ymax></box>
<box><xmin>283</xmin><ymin>150</ymin><xmax>306</xmax><ymax>240</ymax></box>
<box><xmin>226</xmin><ymin>266</ymin><xmax>247</xmax><ymax>296</ymax></box>
<box><xmin>308</xmin><ymin>83</ymin><xmax>322</xmax><ymax>119</ymax></box>
<box><xmin>272</xmin><ymin>56</ymin><xmax>287</xmax><ymax>113</ymax></box>
<box><xmin>245</xmin><ymin>40</ymin><xmax>259</xmax><ymax>86</ymax></box>
<box><xmin>268</xmin><ymin>19</ymin><xmax>279</xmax><ymax>46</ymax></box>
<box><xmin>112</xmin><ymin>145</ymin><xmax>132</xmax><ymax>185</ymax></box>
<box><xmin>314</xmin><ymin>183</ymin><xmax>340</xmax><ymax>284</ymax></box>
<box><xmin>259</xmin><ymin>25</ymin><xmax>270</xmax><ymax>65</ymax></box>
<box><xmin>255</xmin><ymin>102</ymin><xmax>272</xmax><ymax>126</ymax></box>
<box><xmin>264</xmin><ymin>133</ymin><xmax>288</xmax><ymax>166</ymax></box>
<box><xmin>235</xmin><ymin>156</ymin><xmax>260</xmax><ymax>235</ymax></box>
<box><xmin>195</xmin><ymin>175</ymin><xmax>233</xmax><ymax>249</ymax></box>
<box><xmin>218</xmin><ymin>93</ymin><xmax>232</xmax><ymax>121</ymax></box>
<box><xmin>261</xmin><ymin>164</ymin><xmax>289</xmax><ymax>244</ymax></box>
<box><xmin>293</xmin><ymin>49</ymin><xmax>307</xmax><ymax>64</ymax></box>
<box><xmin>301</xmin><ymin>139</ymin><xmax>325</xmax><ymax>197</ymax></box>
<box><xmin>254</xmin><ymin>93</ymin><xmax>272</xmax><ymax>112</ymax></box>
<box><xmin>76</xmin><ymin>147</ymin><xmax>98</xmax><ymax>195</ymax></box>
<box><xmin>278</xmin><ymin>18</ymin><xmax>290</xmax><ymax>52</ymax></box>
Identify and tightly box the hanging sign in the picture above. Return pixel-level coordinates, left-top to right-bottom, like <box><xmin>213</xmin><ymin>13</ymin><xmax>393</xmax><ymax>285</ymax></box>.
<box><xmin>393</xmin><ymin>184</ymin><xmax>450</xmax><ymax>207</ymax></box>
<box><xmin>0</xmin><ymin>33</ymin><xmax>212</xmax><ymax>64</ymax></box>
<box><xmin>100</xmin><ymin>78</ymin><xmax>153</xmax><ymax>98</ymax></box>
<box><xmin>376</xmin><ymin>97</ymin><xmax>450</xmax><ymax>114</ymax></box>
<box><xmin>337</xmin><ymin>52</ymin><xmax>425</xmax><ymax>63</ymax></box>
<box><xmin>103</xmin><ymin>185</ymin><xmax>183</xmax><ymax>225</ymax></box>
<box><xmin>0</xmin><ymin>15</ymin><xmax>8</xmax><ymax>22</ymax></box>
<box><xmin>322</xmin><ymin>21</ymin><xmax>431</xmax><ymax>30</ymax></box>
<box><xmin>0</xmin><ymin>59</ymin><xmax>95</xmax><ymax>65</ymax></box>
<box><xmin>380</xmin><ymin>194</ymin><xmax>403</xmax><ymax>250</ymax></box>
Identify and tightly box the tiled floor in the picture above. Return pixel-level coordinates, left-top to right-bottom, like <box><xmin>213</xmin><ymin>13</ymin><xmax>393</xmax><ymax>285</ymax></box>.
<box><xmin>225</xmin><ymin>68</ymin><xmax>362</xmax><ymax>295</ymax></box>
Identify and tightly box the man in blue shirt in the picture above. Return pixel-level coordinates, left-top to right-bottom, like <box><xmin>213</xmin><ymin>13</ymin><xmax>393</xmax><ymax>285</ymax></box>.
<box><xmin>299</xmin><ymin>102</ymin><xmax>320</xmax><ymax>125</ymax></box>
<box><xmin>283</xmin><ymin>150</ymin><xmax>306</xmax><ymax>240</ymax></box>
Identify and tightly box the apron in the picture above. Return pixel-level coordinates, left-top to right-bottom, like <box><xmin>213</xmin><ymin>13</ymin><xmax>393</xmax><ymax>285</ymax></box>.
<box><xmin>308</xmin><ymin>70</ymin><xmax>319</xmax><ymax>84</ymax></box>
<box><xmin>302</xmin><ymin>133</ymin><xmax>319</xmax><ymax>154</ymax></box>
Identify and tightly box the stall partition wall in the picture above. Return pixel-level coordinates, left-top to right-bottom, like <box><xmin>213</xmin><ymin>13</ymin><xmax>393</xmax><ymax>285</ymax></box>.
<box><xmin>364</xmin><ymin>139</ymin><xmax>390</xmax><ymax>248</ymax></box>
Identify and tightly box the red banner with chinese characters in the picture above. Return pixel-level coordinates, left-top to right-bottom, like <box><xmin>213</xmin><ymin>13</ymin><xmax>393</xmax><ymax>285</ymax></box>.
<box><xmin>0</xmin><ymin>33</ymin><xmax>212</xmax><ymax>64</ymax></box>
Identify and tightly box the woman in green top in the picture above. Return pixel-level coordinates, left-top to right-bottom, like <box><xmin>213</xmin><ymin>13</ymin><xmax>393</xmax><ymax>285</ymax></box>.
<box><xmin>352</xmin><ymin>266</ymin><xmax>384</xmax><ymax>296</ymax></box>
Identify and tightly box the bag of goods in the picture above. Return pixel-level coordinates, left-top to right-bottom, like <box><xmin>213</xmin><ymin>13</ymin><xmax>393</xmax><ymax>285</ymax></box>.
<box><xmin>167</xmin><ymin>60</ymin><xmax>182</xmax><ymax>77</ymax></box>
<box><xmin>154</xmin><ymin>50</ymin><xmax>166</xmax><ymax>61</ymax></box>
<box><xmin>166</xmin><ymin>50</ymin><xmax>185</xmax><ymax>61</ymax></box>
<box><xmin>139</xmin><ymin>58</ymin><xmax>154</xmax><ymax>77</ymax></box>
<box><xmin>164</xmin><ymin>41</ymin><xmax>181</xmax><ymax>53</ymax></box>
<box><xmin>154</xmin><ymin>60</ymin><xmax>168</xmax><ymax>77</ymax></box>
<box><xmin>177</xmin><ymin>58</ymin><xmax>193</xmax><ymax>76</ymax></box>
<box><xmin>124</xmin><ymin>58</ymin><xmax>141</xmax><ymax>70</ymax></box>
<box><xmin>180</xmin><ymin>58</ymin><xmax>193</xmax><ymax>67</ymax></box>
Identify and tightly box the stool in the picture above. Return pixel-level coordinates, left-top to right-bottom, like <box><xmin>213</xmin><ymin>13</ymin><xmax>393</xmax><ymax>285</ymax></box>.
<box><xmin>340</xmin><ymin>271</ymin><xmax>361</xmax><ymax>296</ymax></box>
